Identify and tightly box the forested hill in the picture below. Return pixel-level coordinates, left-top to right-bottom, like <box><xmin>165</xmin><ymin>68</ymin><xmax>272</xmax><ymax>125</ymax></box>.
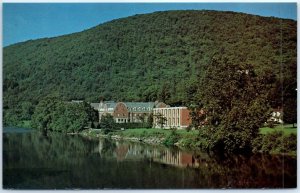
<box><xmin>3</xmin><ymin>10</ymin><xmax>296</xmax><ymax>124</ymax></box>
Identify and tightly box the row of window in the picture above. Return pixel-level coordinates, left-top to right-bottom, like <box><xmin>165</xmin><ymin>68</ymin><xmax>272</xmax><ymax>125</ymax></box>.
<box><xmin>117</xmin><ymin>113</ymin><xmax>145</xmax><ymax>117</ymax></box>
<box><xmin>154</xmin><ymin>109</ymin><xmax>181</xmax><ymax>117</ymax></box>
<box><xmin>100</xmin><ymin>106</ymin><xmax>152</xmax><ymax>112</ymax></box>
<box><xmin>166</xmin><ymin>118</ymin><xmax>180</xmax><ymax>126</ymax></box>
<box><xmin>115</xmin><ymin>118</ymin><xmax>145</xmax><ymax>123</ymax></box>
<box><xmin>116</xmin><ymin>118</ymin><xmax>127</xmax><ymax>123</ymax></box>
<box><xmin>127</xmin><ymin>107</ymin><xmax>152</xmax><ymax>111</ymax></box>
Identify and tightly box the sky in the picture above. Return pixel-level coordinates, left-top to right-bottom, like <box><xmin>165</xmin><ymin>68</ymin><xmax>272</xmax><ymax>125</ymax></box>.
<box><xmin>3</xmin><ymin>2</ymin><xmax>297</xmax><ymax>47</ymax></box>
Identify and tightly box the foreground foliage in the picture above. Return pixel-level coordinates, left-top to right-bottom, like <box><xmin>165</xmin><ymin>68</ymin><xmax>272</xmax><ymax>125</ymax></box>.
<box><xmin>252</xmin><ymin>132</ymin><xmax>297</xmax><ymax>155</ymax></box>
<box><xmin>85</xmin><ymin>127</ymin><xmax>296</xmax><ymax>155</ymax></box>
<box><xmin>190</xmin><ymin>56</ymin><xmax>276</xmax><ymax>153</ymax></box>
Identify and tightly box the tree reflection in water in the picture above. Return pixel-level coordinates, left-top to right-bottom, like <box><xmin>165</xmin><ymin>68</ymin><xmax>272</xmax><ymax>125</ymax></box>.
<box><xmin>3</xmin><ymin>130</ymin><xmax>296</xmax><ymax>189</ymax></box>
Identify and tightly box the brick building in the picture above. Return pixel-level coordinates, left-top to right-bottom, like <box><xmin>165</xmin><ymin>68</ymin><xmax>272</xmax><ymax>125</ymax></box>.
<box><xmin>153</xmin><ymin>107</ymin><xmax>191</xmax><ymax>129</ymax></box>
<box><xmin>72</xmin><ymin>100</ymin><xmax>191</xmax><ymax>128</ymax></box>
<box><xmin>98</xmin><ymin>101</ymin><xmax>167</xmax><ymax>123</ymax></box>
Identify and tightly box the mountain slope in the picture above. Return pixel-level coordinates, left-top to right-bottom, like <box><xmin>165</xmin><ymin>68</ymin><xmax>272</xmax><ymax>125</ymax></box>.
<box><xmin>3</xmin><ymin>10</ymin><xmax>297</xmax><ymax>123</ymax></box>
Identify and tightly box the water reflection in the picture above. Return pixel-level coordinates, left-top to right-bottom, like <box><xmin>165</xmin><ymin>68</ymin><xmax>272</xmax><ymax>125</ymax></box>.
<box><xmin>97</xmin><ymin>139</ymin><xmax>199</xmax><ymax>168</ymax></box>
<box><xmin>3</xmin><ymin>129</ymin><xmax>297</xmax><ymax>189</ymax></box>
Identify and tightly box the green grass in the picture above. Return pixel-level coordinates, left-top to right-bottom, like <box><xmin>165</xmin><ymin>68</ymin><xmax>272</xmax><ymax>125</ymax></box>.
<box><xmin>114</xmin><ymin>128</ymin><xmax>198</xmax><ymax>138</ymax></box>
<box><xmin>259</xmin><ymin>124</ymin><xmax>297</xmax><ymax>136</ymax></box>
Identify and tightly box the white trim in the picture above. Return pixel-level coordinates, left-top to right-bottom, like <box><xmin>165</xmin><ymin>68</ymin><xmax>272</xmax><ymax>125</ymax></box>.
<box><xmin>153</xmin><ymin>106</ymin><xmax>188</xmax><ymax>110</ymax></box>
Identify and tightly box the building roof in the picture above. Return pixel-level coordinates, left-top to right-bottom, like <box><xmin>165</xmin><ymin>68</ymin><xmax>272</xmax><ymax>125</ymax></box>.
<box><xmin>126</xmin><ymin>102</ymin><xmax>154</xmax><ymax>107</ymax></box>
<box><xmin>105</xmin><ymin>101</ymin><xmax>117</xmax><ymax>109</ymax></box>
<box><xmin>98</xmin><ymin>101</ymin><xmax>117</xmax><ymax>112</ymax></box>
<box><xmin>90</xmin><ymin>103</ymin><xmax>100</xmax><ymax>110</ymax></box>
<box><xmin>98</xmin><ymin>101</ymin><xmax>168</xmax><ymax>112</ymax></box>
<box><xmin>125</xmin><ymin>102</ymin><xmax>155</xmax><ymax>112</ymax></box>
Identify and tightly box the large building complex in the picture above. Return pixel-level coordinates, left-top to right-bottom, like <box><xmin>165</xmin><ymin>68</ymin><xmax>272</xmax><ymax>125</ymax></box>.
<box><xmin>98</xmin><ymin>101</ymin><xmax>168</xmax><ymax>123</ymax></box>
<box><xmin>75</xmin><ymin>100</ymin><xmax>192</xmax><ymax>129</ymax></box>
<box><xmin>85</xmin><ymin>100</ymin><xmax>286</xmax><ymax>129</ymax></box>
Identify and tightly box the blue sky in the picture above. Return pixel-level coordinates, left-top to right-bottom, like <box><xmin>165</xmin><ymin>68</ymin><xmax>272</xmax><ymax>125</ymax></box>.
<box><xmin>3</xmin><ymin>3</ymin><xmax>297</xmax><ymax>47</ymax></box>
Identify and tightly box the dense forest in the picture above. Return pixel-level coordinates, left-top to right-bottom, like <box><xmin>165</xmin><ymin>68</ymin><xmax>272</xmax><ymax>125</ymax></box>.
<box><xmin>3</xmin><ymin>10</ymin><xmax>297</xmax><ymax>126</ymax></box>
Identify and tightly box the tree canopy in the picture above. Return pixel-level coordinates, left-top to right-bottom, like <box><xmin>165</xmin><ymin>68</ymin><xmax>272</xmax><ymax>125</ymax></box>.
<box><xmin>191</xmin><ymin>56</ymin><xmax>276</xmax><ymax>153</ymax></box>
<box><xmin>31</xmin><ymin>98</ymin><xmax>97</xmax><ymax>133</ymax></box>
<box><xmin>3</xmin><ymin>10</ymin><xmax>296</xmax><ymax>126</ymax></box>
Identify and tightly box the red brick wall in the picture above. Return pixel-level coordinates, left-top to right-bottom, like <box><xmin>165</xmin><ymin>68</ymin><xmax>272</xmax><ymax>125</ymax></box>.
<box><xmin>113</xmin><ymin>102</ymin><xmax>129</xmax><ymax>118</ymax></box>
<box><xmin>180</xmin><ymin>108</ymin><xmax>191</xmax><ymax>126</ymax></box>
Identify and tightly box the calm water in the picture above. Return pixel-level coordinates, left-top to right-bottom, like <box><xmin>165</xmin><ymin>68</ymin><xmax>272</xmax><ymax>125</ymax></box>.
<box><xmin>3</xmin><ymin>128</ymin><xmax>297</xmax><ymax>189</ymax></box>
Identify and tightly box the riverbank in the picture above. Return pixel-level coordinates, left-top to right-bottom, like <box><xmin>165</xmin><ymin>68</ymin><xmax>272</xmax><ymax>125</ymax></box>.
<box><xmin>80</xmin><ymin>126</ymin><xmax>297</xmax><ymax>156</ymax></box>
<box><xmin>80</xmin><ymin>128</ymin><xmax>186</xmax><ymax>146</ymax></box>
<box><xmin>80</xmin><ymin>128</ymin><xmax>201</xmax><ymax>150</ymax></box>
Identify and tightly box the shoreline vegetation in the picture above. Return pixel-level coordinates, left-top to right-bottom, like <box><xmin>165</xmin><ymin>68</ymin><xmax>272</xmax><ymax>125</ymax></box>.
<box><xmin>6</xmin><ymin>120</ymin><xmax>297</xmax><ymax>156</ymax></box>
<box><xmin>80</xmin><ymin>125</ymin><xmax>297</xmax><ymax>156</ymax></box>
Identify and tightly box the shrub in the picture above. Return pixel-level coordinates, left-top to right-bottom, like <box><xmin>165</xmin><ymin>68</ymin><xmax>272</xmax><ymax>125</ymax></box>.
<box><xmin>252</xmin><ymin>131</ymin><xmax>296</xmax><ymax>154</ymax></box>
<box><xmin>260</xmin><ymin>131</ymin><xmax>283</xmax><ymax>153</ymax></box>
<box><xmin>252</xmin><ymin>135</ymin><xmax>263</xmax><ymax>153</ymax></box>
<box><xmin>178</xmin><ymin>138</ymin><xmax>194</xmax><ymax>147</ymax></box>
<box><xmin>185</xmin><ymin>126</ymin><xmax>192</xmax><ymax>132</ymax></box>
<box><xmin>267</xmin><ymin>120</ymin><xmax>275</xmax><ymax>128</ymax></box>
<box><xmin>281</xmin><ymin>133</ymin><xmax>297</xmax><ymax>152</ymax></box>
<box><xmin>163</xmin><ymin>129</ymin><xmax>179</xmax><ymax>146</ymax></box>
<box><xmin>117</xmin><ymin>122</ymin><xmax>151</xmax><ymax>129</ymax></box>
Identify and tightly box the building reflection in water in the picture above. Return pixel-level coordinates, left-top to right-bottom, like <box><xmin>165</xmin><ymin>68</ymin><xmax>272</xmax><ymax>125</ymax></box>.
<box><xmin>97</xmin><ymin>139</ymin><xmax>200</xmax><ymax>168</ymax></box>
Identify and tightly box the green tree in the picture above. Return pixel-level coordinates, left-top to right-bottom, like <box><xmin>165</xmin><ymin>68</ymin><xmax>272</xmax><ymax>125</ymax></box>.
<box><xmin>99</xmin><ymin>114</ymin><xmax>118</xmax><ymax>132</ymax></box>
<box><xmin>20</xmin><ymin>101</ymin><xmax>34</xmax><ymax>120</ymax></box>
<box><xmin>147</xmin><ymin>113</ymin><xmax>154</xmax><ymax>128</ymax></box>
<box><xmin>194</xmin><ymin>56</ymin><xmax>276</xmax><ymax>153</ymax></box>
<box><xmin>31</xmin><ymin>97</ymin><xmax>59</xmax><ymax>134</ymax></box>
<box><xmin>64</xmin><ymin>103</ymin><xmax>89</xmax><ymax>133</ymax></box>
<box><xmin>154</xmin><ymin>113</ymin><xmax>167</xmax><ymax>128</ymax></box>
<box><xmin>189</xmin><ymin>103</ymin><xmax>207</xmax><ymax>129</ymax></box>
<box><xmin>283</xmin><ymin>98</ymin><xmax>297</xmax><ymax>127</ymax></box>
<box><xmin>80</xmin><ymin>101</ymin><xmax>98</xmax><ymax>127</ymax></box>
<box><xmin>32</xmin><ymin>98</ymin><xmax>97</xmax><ymax>133</ymax></box>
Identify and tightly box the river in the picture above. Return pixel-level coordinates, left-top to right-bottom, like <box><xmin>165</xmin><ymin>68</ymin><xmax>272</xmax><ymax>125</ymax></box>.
<box><xmin>3</xmin><ymin>127</ymin><xmax>297</xmax><ymax>189</ymax></box>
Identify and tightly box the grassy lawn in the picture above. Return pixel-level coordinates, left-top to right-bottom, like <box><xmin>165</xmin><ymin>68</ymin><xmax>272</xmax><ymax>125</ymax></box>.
<box><xmin>114</xmin><ymin>128</ymin><xmax>198</xmax><ymax>138</ymax></box>
<box><xmin>89</xmin><ymin>124</ymin><xmax>296</xmax><ymax>139</ymax></box>
<box><xmin>259</xmin><ymin>124</ymin><xmax>297</xmax><ymax>136</ymax></box>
